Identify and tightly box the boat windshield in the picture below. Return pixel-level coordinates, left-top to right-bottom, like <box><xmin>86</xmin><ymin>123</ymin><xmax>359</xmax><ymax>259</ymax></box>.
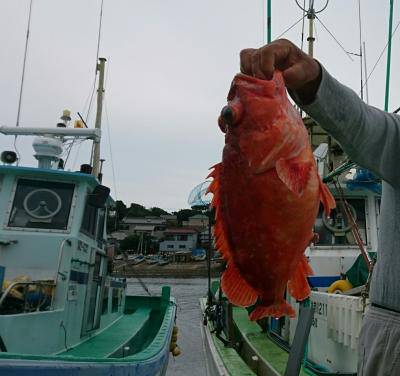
<box><xmin>8</xmin><ymin>178</ymin><xmax>75</xmax><ymax>230</ymax></box>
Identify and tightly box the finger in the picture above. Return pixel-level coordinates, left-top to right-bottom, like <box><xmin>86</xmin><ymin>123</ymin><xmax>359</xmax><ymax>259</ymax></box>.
<box><xmin>283</xmin><ymin>58</ymin><xmax>319</xmax><ymax>89</ymax></box>
<box><xmin>251</xmin><ymin>50</ymin><xmax>267</xmax><ymax>79</ymax></box>
<box><xmin>240</xmin><ymin>48</ymin><xmax>256</xmax><ymax>75</ymax></box>
<box><xmin>282</xmin><ymin>62</ymin><xmax>307</xmax><ymax>89</ymax></box>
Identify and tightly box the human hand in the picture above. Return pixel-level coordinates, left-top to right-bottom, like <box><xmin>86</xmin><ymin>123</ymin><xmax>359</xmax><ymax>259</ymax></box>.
<box><xmin>240</xmin><ymin>39</ymin><xmax>322</xmax><ymax>103</ymax></box>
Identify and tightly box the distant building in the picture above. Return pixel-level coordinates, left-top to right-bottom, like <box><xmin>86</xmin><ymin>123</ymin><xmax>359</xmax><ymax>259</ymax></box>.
<box><xmin>109</xmin><ymin>231</ymin><xmax>127</xmax><ymax>241</ymax></box>
<box><xmin>183</xmin><ymin>214</ymin><xmax>209</xmax><ymax>228</ymax></box>
<box><xmin>159</xmin><ymin>228</ymin><xmax>198</xmax><ymax>253</ymax></box>
<box><xmin>160</xmin><ymin>214</ymin><xmax>178</xmax><ymax>226</ymax></box>
<box><xmin>120</xmin><ymin>216</ymin><xmax>167</xmax><ymax>239</ymax></box>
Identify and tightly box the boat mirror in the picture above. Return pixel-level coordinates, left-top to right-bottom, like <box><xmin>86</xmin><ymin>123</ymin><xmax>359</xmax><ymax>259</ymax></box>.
<box><xmin>87</xmin><ymin>185</ymin><xmax>110</xmax><ymax>208</ymax></box>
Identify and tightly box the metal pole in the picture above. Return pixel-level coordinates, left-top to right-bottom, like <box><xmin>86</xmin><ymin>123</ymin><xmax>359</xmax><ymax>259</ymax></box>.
<box><xmin>207</xmin><ymin>209</ymin><xmax>213</xmax><ymax>305</ymax></box>
<box><xmin>363</xmin><ymin>42</ymin><xmax>370</xmax><ymax>104</ymax></box>
<box><xmin>357</xmin><ymin>0</ymin><xmax>363</xmax><ymax>101</ymax></box>
<box><xmin>307</xmin><ymin>1</ymin><xmax>315</xmax><ymax>57</ymax></box>
<box><xmin>92</xmin><ymin>58</ymin><xmax>107</xmax><ymax>178</ymax></box>
<box><xmin>384</xmin><ymin>0</ymin><xmax>394</xmax><ymax>112</ymax></box>
<box><xmin>267</xmin><ymin>0</ymin><xmax>272</xmax><ymax>43</ymax></box>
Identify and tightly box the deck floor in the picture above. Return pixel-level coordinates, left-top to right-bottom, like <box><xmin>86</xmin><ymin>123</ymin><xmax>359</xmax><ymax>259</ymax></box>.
<box><xmin>60</xmin><ymin>307</ymin><xmax>151</xmax><ymax>358</ymax></box>
<box><xmin>233</xmin><ymin>307</ymin><xmax>310</xmax><ymax>376</ymax></box>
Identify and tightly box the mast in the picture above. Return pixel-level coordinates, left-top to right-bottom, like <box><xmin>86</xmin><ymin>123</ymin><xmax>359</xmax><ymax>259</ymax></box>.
<box><xmin>384</xmin><ymin>0</ymin><xmax>394</xmax><ymax>111</ymax></box>
<box><xmin>92</xmin><ymin>57</ymin><xmax>106</xmax><ymax>178</ymax></box>
<box><xmin>307</xmin><ymin>0</ymin><xmax>316</xmax><ymax>57</ymax></box>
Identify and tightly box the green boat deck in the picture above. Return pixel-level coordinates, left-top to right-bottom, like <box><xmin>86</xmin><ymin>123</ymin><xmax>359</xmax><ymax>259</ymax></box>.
<box><xmin>60</xmin><ymin>307</ymin><xmax>152</xmax><ymax>358</ymax></box>
<box><xmin>202</xmin><ymin>298</ymin><xmax>312</xmax><ymax>376</ymax></box>
<box><xmin>233</xmin><ymin>307</ymin><xmax>310</xmax><ymax>376</ymax></box>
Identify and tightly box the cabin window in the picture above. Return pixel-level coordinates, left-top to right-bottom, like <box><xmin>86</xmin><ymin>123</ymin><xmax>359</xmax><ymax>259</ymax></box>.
<box><xmin>102</xmin><ymin>286</ymin><xmax>109</xmax><ymax>315</ymax></box>
<box><xmin>314</xmin><ymin>198</ymin><xmax>367</xmax><ymax>246</ymax></box>
<box><xmin>177</xmin><ymin>235</ymin><xmax>188</xmax><ymax>241</ymax></box>
<box><xmin>8</xmin><ymin>179</ymin><xmax>74</xmax><ymax>230</ymax></box>
<box><xmin>81</xmin><ymin>202</ymin><xmax>106</xmax><ymax>242</ymax></box>
<box><xmin>179</xmin><ymin>245</ymin><xmax>186</xmax><ymax>249</ymax></box>
<box><xmin>111</xmin><ymin>288</ymin><xmax>120</xmax><ymax>313</ymax></box>
<box><xmin>81</xmin><ymin>202</ymin><xmax>97</xmax><ymax>237</ymax></box>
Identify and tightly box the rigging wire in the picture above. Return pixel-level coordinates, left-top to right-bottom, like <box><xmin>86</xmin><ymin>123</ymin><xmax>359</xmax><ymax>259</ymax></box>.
<box><xmin>363</xmin><ymin>42</ymin><xmax>369</xmax><ymax>104</ymax></box>
<box><xmin>68</xmin><ymin>0</ymin><xmax>105</xmax><ymax>170</ymax></box>
<box><xmin>85</xmin><ymin>0</ymin><xmax>104</xmax><ymax>124</ymax></box>
<box><xmin>104</xmin><ymin>98</ymin><xmax>118</xmax><ymax>199</ymax></box>
<box><xmin>315</xmin><ymin>15</ymin><xmax>353</xmax><ymax>61</ymax></box>
<box><xmin>275</xmin><ymin>14</ymin><xmax>307</xmax><ymax>40</ymax></box>
<box><xmin>14</xmin><ymin>0</ymin><xmax>34</xmax><ymax>164</ymax></box>
<box><xmin>16</xmin><ymin>0</ymin><xmax>33</xmax><ymax>128</ymax></box>
<box><xmin>103</xmin><ymin>61</ymin><xmax>118</xmax><ymax>200</ymax></box>
<box><xmin>361</xmin><ymin>19</ymin><xmax>400</xmax><ymax>96</ymax></box>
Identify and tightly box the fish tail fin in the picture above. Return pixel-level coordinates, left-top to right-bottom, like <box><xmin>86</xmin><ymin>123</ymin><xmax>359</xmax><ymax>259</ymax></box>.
<box><xmin>221</xmin><ymin>262</ymin><xmax>258</xmax><ymax>307</ymax></box>
<box><xmin>288</xmin><ymin>255</ymin><xmax>313</xmax><ymax>301</ymax></box>
<box><xmin>319</xmin><ymin>176</ymin><xmax>336</xmax><ymax>216</ymax></box>
<box><xmin>249</xmin><ymin>300</ymin><xmax>295</xmax><ymax>321</ymax></box>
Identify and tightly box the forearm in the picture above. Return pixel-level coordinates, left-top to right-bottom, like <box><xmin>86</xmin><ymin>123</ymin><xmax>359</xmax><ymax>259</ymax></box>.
<box><xmin>291</xmin><ymin>66</ymin><xmax>400</xmax><ymax>187</ymax></box>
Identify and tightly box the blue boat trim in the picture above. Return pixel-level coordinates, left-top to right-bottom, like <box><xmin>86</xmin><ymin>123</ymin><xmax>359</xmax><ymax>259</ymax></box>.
<box><xmin>307</xmin><ymin>276</ymin><xmax>340</xmax><ymax>288</ymax></box>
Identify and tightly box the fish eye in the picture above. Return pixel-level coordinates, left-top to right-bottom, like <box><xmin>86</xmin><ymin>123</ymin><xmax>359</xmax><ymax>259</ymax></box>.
<box><xmin>221</xmin><ymin>106</ymin><xmax>235</xmax><ymax>126</ymax></box>
<box><xmin>218</xmin><ymin>116</ymin><xmax>227</xmax><ymax>133</ymax></box>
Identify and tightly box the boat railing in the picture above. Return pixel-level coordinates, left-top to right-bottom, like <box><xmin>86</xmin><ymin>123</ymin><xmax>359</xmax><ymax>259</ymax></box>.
<box><xmin>55</xmin><ymin>238</ymin><xmax>72</xmax><ymax>282</ymax></box>
<box><xmin>0</xmin><ymin>281</ymin><xmax>56</xmax><ymax>314</ymax></box>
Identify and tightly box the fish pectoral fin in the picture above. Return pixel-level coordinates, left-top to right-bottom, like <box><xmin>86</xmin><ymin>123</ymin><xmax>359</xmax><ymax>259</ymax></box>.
<box><xmin>275</xmin><ymin>158</ymin><xmax>313</xmax><ymax>196</ymax></box>
<box><xmin>221</xmin><ymin>262</ymin><xmax>258</xmax><ymax>307</ymax></box>
<box><xmin>288</xmin><ymin>255</ymin><xmax>313</xmax><ymax>301</ymax></box>
<box><xmin>249</xmin><ymin>301</ymin><xmax>296</xmax><ymax>320</ymax></box>
<box><xmin>318</xmin><ymin>176</ymin><xmax>336</xmax><ymax>216</ymax></box>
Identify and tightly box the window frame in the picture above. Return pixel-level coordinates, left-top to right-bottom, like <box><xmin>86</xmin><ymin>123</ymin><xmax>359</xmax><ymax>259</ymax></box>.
<box><xmin>5</xmin><ymin>177</ymin><xmax>77</xmax><ymax>233</ymax></box>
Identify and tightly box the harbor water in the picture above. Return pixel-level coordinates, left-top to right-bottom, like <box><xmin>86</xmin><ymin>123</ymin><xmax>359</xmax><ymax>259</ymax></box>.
<box><xmin>127</xmin><ymin>277</ymin><xmax>208</xmax><ymax>376</ymax></box>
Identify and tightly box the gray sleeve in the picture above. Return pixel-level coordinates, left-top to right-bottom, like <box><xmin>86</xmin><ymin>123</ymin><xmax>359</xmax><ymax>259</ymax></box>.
<box><xmin>291</xmin><ymin>66</ymin><xmax>400</xmax><ymax>187</ymax></box>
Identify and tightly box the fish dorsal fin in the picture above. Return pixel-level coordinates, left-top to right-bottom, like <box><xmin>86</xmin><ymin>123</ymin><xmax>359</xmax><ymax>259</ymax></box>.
<box><xmin>318</xmin><ymin>176</ymin><xmax>336</xmax><ymax>215</ymax></box>
<box><xmin>207</xmin><ymin>163</ymin><xmax>232</xmax><ymax>263</ymax></box>
<box><xmin>275</xmin><ymin>158</ymin><xmax>313</xmax><ymax>196</ymax></box>
<box><xmin>221</xmin><ymin>262</ymin><xmax>258</xmax><ymax>307</ymax></box>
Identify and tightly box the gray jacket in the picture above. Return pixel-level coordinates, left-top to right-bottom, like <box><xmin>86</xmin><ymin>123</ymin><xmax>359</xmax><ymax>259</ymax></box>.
<box><xmin>295</xmin><ymin>67</ymin><xmax>400</xmax><ymax>311</ymax></box>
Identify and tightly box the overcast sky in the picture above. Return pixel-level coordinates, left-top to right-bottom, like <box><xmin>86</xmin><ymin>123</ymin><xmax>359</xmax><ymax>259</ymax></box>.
<box><xmin>0</xmin><ymin>0</ymin><xmax>398</xmax><ymax>211</ymax></box>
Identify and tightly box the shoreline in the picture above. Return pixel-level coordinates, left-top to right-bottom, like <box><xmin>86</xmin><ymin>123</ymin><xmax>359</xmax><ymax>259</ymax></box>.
<box><xmin>112</xmin><ymin>260</ymin><xmax>224</xmax><ymax>278</ymax></box>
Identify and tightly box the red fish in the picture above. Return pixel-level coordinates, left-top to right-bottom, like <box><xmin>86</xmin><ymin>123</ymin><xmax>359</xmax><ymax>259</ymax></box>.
<box><xmin>208</xmin><ymin>72</ymin><xmax>335</xmax><ymax>320</ymax></box>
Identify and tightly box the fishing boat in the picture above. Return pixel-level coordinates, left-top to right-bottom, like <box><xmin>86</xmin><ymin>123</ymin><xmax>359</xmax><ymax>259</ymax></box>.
<box><xmin>199</xmin><ymin>1</ymin><xmax>389</xmax><ymax>374</ymax></box>
<box><xmin>0</xmin><ymin>51</ymin><xmax>177</xmax><ymax>373</ymax></box>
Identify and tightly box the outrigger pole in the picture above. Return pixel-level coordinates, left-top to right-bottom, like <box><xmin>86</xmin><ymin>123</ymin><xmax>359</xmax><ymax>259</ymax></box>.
<box><xmin>267</xmin><ymin>0</ymin><xmax>272</xmax><ymax>43</ymax></box>
<box><xmin>384</xmin><ymin>0</ymin><xmax>394</xmax><ymax>111</ymax></box>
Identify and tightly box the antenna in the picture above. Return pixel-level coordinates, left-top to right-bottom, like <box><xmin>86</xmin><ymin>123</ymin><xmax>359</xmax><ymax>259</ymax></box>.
<box><xmin>295</xmin><ymin>0</ymin><xmax>329</xmax><ymax>57</ymax></box>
